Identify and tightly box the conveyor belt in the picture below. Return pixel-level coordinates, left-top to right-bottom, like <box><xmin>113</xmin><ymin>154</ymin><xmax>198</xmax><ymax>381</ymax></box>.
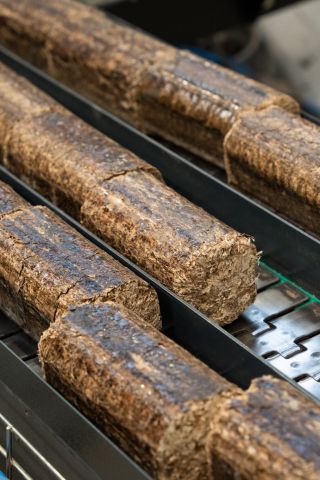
<box><xmin>1</xmin><ymin>46</ymin><xmax>318</xmax><ymax>295</ymax></box>
<box><xmin>229</xmin><ymin>264</ymin><xmax>320</xmax><ymax>397</ymax></box>
<box><xmin>0</xmin><ymin>168</ymin><xmax>291</xmax><ymax>480</ymax></box>
<box><xmin>0</xmin><ymin>45</ymin><xmax>319</xmax><ymax>479</ymax></box>
<box><xmin>0</xmin><ymin>263</ymin><xmax>318</xmax><ymax>478</ymax></box>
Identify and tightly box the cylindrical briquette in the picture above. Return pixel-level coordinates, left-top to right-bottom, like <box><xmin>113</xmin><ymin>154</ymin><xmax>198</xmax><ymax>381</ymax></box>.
<box><xmin>224</xmin><ymin>106</ymin><xmax>320</xmax><ymax>237</ymax></box>
<box><xmin>0</xmin><ymin>62</ymin><xmax>60</xmax><ymax>157</ymax></box>
<box><xmin>0</xmin><ymin>0</ymin><xmax>175</xmax><ymax>122</ymax></box>
<box><xmin>0</xmin><ymin>182</ymin><xmax>161</xmax><ymax>339</ymax></box>
<box><xmin>0</xmin><ymin>63</ymin><xmax>257</xmax><ymax>324</ymax></box>
<box><xmin>39</xmin><ymin>301</ymin><xmax>237</xmax><ymax>480</ymax></box>
<box><xmin>137</xmin><ymin>51</ymin><xmax>299</xmax><ymax>168</ymax></box>
<box><xmin>81</xmin><ymin>170</ymin><xmax>257</xmax><ymax>324</ymax></box>
<box><xmin>207</xmin><ymin>375</ymin><xmax>320</xmax><ymax>479</ymax></box>
<box><xmin>5</xmin><ymin>109</ymin><xmax>161</xmax><ymax>219</ymax></box>
<box><xmin>0</xmin><ymin>0</ymin><xmax>299</xmax><ymax>167</ymax></box>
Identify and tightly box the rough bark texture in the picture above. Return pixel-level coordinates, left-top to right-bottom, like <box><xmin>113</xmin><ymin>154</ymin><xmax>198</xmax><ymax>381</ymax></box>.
<box><xmin>0</xmin><ymin>0</ymin><xmax>57</xmax><ymax>69</ymax></box>
<box><xmin>137</xmin><ymin>51</ymin><xmax>299</xmax><ymax>167</ymax></box>
<box><xmin>45</xmin><ymin>4</ymin><xmax>175</xmax><ymax>123</ymax></box>
<box><xmin>225</xmin><ymin>106</ymin><xmax>320</xmax><ymax>237</ymax></box>
<box><xmin>0</xmin><ymin>181</ymin><xmax>29</xmax><ymax>219</ymax></box>
<box><xmin>81</xmin><ymin>170</ymin><xmax>257</xmax><ymax>324</ymax></box>
<box><xmin>208</xmin><ymin>376</ymin><xmax>320</xmax><ymax>480</ymax></box>
<box><xmin>0</xmin><ymin>0</ymin><xmax>299</xmax><ymax>167</ymax></box>
<box><xmin>39</xmin><ymin>301</ymin><xmax>237</xmax><ymax>480</ymax></box>
<box><xmin>5</xmin><ymin>110</ymin><xmax>160</xmax><ymax>219</ymax></box>
<box><xmin>0</xmin><ymin>185</ymin><xmax>160</xmax><ymax>338</ymax></box>
<box><xmin>0</xmin><ymin>63</ymin><xmax>257</xmax><ymax>324</ymax></box>
<box><xmin>0</xmin><ymin>62</ymin><xmax>59</xmax><ymax>158</ymax></box>
<box><xmin>0</xmin><ymin>0</ymin><xmax>175</xmax><ymax>122</ymax></box>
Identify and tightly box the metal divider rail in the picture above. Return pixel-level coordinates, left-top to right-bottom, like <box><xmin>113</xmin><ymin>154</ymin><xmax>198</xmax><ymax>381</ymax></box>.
<box><xmin>0</xmin><ymin>44</ymin><xmax>319</xmax><ymax>479</ymax></box>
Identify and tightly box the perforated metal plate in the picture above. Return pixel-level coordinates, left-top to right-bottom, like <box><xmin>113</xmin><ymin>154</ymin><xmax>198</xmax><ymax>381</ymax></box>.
<box><xmin>231</xmin><ymin>265</ymin><xmax>320</xmax><ymax>398</ymax></box>
<box><xmin>227</xmin><ymin>282</ymin><xmax>308</xmax><ymax>336</ymax></box>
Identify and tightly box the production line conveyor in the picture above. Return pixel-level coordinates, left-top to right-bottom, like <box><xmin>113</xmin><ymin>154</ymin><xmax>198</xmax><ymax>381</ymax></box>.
<box><xmin>0</xmin><ymin>46</ymin><xmax>319</xmax><ymax>479</ymax></box>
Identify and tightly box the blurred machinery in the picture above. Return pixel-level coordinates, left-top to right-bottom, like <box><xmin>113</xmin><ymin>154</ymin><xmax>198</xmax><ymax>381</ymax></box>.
<box><xmin>82</xmin><ymin>0</ymin><xmax>320</xmax><ymax>114</ymax></box>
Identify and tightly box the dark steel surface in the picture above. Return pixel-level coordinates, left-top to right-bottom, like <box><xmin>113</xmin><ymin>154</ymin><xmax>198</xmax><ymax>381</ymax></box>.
<box><xmin>0</xmin><ymin>46</ymin><xmax>318</xmax><ymax>298</ymax></box>
<box><xmin>0</xmin><ymin>166</ymin><xmax>285</xmax><ymax>386</ymax></box>
<box><xmin>227</xmin><ymin>283</ymin><xmax>309</xmax><ymax>336</ymax></box>
<box><xmin>1</xmin><ymin>168</ymin><xmax>304</xmax><ymax>480</ymax></box>
<box><xmin>238</xmin><ymin>304</ymin><xmax>320</xmax><ymax>358</ymax></box>
<box><xmin>0</xmin><ymin>45</ymin><xmax>319</xmax><ymax>479</ymax></box>
<box><xmin>25</xmin><ymin>357</ymin><xmax>43</xmax><ymax>378</ymax></box>
<box><xmin>1</xmin><ymin>333</ymin><xmax>37</xmax><ymax>361</ymax></box>
<box><xmin>256</xmin><ymin>265</ymin><xmax>279</xmax><ymax>292</ymax></box>
<box><xmin>269</xmin><ymin>335</ymin><xmax>320</xmax><ymax>381</ymax></box>
<box><xmin>0</xmin><ymin>314</ymin><xmax>20</xmax><ymax>339</ymax></box>
<box><xmin>0</xmin><ymin>341</ymin><xmax>151</xmax><ymax>480</ymax></box>
<box><xmin>299</xmin><ymin>377</ymin><xmax>320</xmax><ymax>397</ymax></box>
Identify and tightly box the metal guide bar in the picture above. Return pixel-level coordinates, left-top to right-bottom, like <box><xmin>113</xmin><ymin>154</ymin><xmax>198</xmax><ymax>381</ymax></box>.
<box><xmin>1</xmin><ymin>264</ymin><xmax>319</xmax><ymax>395</ymax></box>
<box><xmin>0</xmin><ymin>171</ymin><xmax>318</xmax><ymax>479</ymax></box>
<box><xmin>301</xmin><ymin>110</ymin><xmax>320</xmax><ymax>126</ymax></box>
<box><xmin>0</xmin><ymin>46</ymin><xmax>319</xmax><ymax>297</ymax></box>
<box><xmin>0</xmin><ymin>312</ymin><xmax>149</xmax><ymax>480</ymax></box>
<box><xmin>0</xmin><ymin>47</ymin><xmax>319</xmax><ymax>387</ymax></box>
<box><xmin>0</xmin><ymin>412</ymin><xmax>63</xmax><ymax>480</ymax></box>
<box><xmin>0</xmin><ymin>266</ymin><xmax>319</xmax><ymax>480</ymax></box>
<box><xmin>0</xmin><ymin>45</ymin><xmax>319</xmax><ymax>477</ymax></box>
<box><xmin>1</xmin><ymin>167</ymin><xmax>320</xmax><ymax>401</ymax></box>
<box><xmin>0</xmin><ymin>273</ymin><xmax>318</xmax><ymax>480</ymax></box>
<box><xmin>0</xmin><ymin>339</ymin><xmax>151</xmax><ymax>480</ymax></box>
<box><xmin>0</xmin><ymin>46</ymin><xmax>320</xmax><ymax>389</ymax></box>
<box><xmin>0</xmin><ymin>166</ymin><xmax>289</xmax><ymax>387</ymax></box>
<box><xmin>0</xmin><ymin>444</ymin><xmax>32</xmax><ymax>480</ymax></box>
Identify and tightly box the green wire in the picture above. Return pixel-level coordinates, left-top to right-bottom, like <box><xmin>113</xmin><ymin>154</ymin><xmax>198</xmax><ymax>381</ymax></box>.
<box><xmin>260</xmin><ymin>260</ymin><xmax>320</xmax><ymax>306</ymax></box>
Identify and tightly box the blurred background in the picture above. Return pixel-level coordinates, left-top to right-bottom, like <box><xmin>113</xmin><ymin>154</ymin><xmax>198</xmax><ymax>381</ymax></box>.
<box><xmin>82</xmin><ymin>0</ymin><xmax>320</xmax><ymax>117</ymax></box>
